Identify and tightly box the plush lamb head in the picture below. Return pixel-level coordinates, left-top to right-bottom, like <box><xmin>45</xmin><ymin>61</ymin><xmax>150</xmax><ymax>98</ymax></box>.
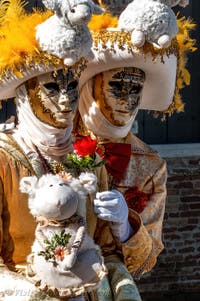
<box><xmin>36</xmin><ymin>0</ymin><xmax>104</xmax><ymax>66</ymax></box>
<box><xmin>20</xmin><ymin>172</ymin><xmax>97</xmax><ymax>220</ymax></box>
<box><xmin>19</xmin><ymin>173</ymin><xmax>106</xmax><ymax>298</ymax></box>
<box><xmin>42</xmin><ymin>0</ymin><xmax>104</xmax><ymax>24</ymax></box>
<box><xmin>118</xmin><ymin>0</ymin><xmax>179</xmax><ymax>48</ymax></box>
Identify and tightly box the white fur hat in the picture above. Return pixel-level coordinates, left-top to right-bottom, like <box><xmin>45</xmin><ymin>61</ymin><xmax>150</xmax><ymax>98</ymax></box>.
<box><xmin>79</xmin><ymin>29</ymin><xmax>178</xmax><ymax>111</ymax></box>
<box><xmin>78</xmin><ymin>8</ymin><xmax>195</xmax><ymax>114</ymax></box>
<box><xmin>0</xmin><ymin>0</ymin><xmax>103</xmax><ymax>101</ymax></box>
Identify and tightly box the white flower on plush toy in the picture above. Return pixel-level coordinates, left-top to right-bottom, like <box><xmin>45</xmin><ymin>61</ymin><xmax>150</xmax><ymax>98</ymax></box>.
<box><xmin>118</xmin><ymin>0</ymin><xmax>180</xmax><ymax>49</ymax></box>
<box><xmin>19</xmin><ymin>173</ymin><xmax>107</xmax><ymax>299</ymax></box>
<box><xmin>59</xmin><ymin>171</ymin><xmax>73</xmax><ymax>182</ymax></box>
<box><xmin>78</xmin><ymin>172</ymin><xmax>97</xmax><ymax>194</ymax></box>
<box><xmin>36</xmin><ymin>0</ymin><xmax>104</xmax><ymax>66</ymax></box>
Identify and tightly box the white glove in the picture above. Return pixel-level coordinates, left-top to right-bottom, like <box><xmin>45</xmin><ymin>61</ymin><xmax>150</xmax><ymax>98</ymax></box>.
<box><xmin>94</xmin><ymin>190</ymin><xmax>133</xmax><ymax>242</ymax></box>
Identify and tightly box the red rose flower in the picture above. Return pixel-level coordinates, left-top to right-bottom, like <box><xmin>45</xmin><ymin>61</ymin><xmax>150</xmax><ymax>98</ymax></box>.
<box><xmin>73</xmin><ymin>136</ymin><xmax>97</xmax><ymax>157</ymax></box>
<box><xmin>125</xmin><ymin>187</ymin><xmax>151</xmax><ymax>214</ymax></box>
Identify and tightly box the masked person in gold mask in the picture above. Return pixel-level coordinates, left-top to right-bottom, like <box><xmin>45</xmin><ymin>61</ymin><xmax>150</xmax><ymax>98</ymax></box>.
<box><xmin>73</xmin><ymin>3</ymin><xmax>194</xmax><ymax>299</ymax></box>
<box><xmin>75</xmin><ymin>67</ymin><xmax>167</xmax><ymax>301</ymax></box>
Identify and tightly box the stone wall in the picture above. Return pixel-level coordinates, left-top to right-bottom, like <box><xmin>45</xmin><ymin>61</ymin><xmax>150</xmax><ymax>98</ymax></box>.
<box><xmin>137</xmin><ymin>154</ymin><xmax>200</xmax><ymax>296</ymax></box>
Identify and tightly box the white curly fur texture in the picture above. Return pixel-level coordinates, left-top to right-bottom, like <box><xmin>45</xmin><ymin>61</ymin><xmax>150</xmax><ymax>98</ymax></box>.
<box><xmin>118</xmin><ymin>0</ymin><xmax>179</xmax><ymax>48</ymax></box>
<box><xmin>36</xmin><ymin>0</ymin><xmax>104</xmax><ymax>66</ymax></box>
<box><xmin>20</xmin><ymin>172</ymin><xmax>97</xmax><ymax>219</ymax></box>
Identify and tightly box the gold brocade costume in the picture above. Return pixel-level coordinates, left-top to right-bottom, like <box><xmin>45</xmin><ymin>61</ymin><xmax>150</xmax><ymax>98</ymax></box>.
<box><xmin>75</xmin><ymin>117</ymin><xmax>167</xmax><ymax>279</ymax></box>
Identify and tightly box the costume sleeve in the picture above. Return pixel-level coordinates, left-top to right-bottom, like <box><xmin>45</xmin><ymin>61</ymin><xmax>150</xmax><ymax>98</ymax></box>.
<box><xmin>0</xmin><ymin>175</ymin><xmax>34</xmax><ymax>298</ymax></box>
<box><xmin>0</xmin><ymin>177</ymin><xmax>4</xmax><ymax>265</ymax></box>
<box><xmin>119</xmin><ymin>160</ymin><xmax>167</xmax><ymax>279</ymax></box>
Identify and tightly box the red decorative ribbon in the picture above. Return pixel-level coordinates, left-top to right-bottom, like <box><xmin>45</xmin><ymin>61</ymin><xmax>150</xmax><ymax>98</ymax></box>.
<box><xmin>125</xmin><ymin>187</ymin><xmax>151</xmax><ymax>213</ymax></box>
<box><xmin>96</xmin><ymin>142</ymin><xmax>132</xmax><ymax>183</ymax></box>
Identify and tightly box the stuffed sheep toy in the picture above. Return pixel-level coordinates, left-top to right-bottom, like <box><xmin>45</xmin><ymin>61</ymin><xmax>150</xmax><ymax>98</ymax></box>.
<box><xmin>20</xmin><ymin>172</ymin><xmax>107</xmax><ymax>299</ymax></box>
<box><xmin>118</xmin><ymin>0</ymin><xmax>187</xmax><ymax>48</ymax></box>
<box><xmin>36</xmin><ymin>0</ymin><xmax>104</xmax><ymax>66</ymax></box>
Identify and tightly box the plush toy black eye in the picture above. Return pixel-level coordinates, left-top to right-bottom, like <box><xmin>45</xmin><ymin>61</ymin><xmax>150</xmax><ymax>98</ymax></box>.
<box><xmin>49</xmin><ymin>184</ymin><xmax>53</xmax><ymax>187</ymax></box>
<box><xmin>71</xmin><ymin>8</ymin><xmax>75</xmax><ymax>13</ymax></box>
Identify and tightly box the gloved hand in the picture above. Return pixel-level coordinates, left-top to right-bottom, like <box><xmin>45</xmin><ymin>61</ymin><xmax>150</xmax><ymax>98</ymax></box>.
<box><xmin>94</xmin><ymin>190</ymin><xmax>133</xmax><ymax>242</ymax></box>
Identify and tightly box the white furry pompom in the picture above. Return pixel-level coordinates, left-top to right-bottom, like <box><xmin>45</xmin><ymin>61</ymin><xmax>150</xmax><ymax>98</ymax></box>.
<box><xmin>78</xmin><ymin>172</ymin><xmax>97</xmax><ymax>194</ymax></box>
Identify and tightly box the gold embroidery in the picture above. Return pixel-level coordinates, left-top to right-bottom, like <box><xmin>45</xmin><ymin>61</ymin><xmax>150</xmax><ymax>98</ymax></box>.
<box><xmin>0</xmin><ymin>134</ymin><xmax>34</xmax><ymax>173</ymax></box>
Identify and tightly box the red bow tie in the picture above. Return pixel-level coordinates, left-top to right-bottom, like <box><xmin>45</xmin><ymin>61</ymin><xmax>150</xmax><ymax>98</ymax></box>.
<box><xmin>96</xmin><ymin>142</ymin><xmax>132</xmax><ymax>183</ymax></box>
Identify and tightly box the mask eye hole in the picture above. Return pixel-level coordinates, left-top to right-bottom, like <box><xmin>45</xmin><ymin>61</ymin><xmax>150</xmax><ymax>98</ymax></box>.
<box><xmin>43</xmin><ymin>82</ymin><xmax>59</xmax><ymax>92</ymax></box>
<box><xmin>109</xmin><ymin>81</ymin><xmax>123</xmax><ymax>91</ymax></box>
<box><xmin>67</xmin><ymin>80</ymin><xmax>78</xmax><ymax>91</ymax></box>
<box><xmin>130</xmin><ymin>85</ymin><xmax>142</xmax><ymax>94</ymax></box>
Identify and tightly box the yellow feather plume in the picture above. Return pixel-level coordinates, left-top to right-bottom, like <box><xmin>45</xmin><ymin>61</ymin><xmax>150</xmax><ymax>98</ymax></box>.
<box><xmin>0</xmin><ymin>0</ymin><xmax>10</xmax><ymax>24</ymax></box>
<box><xmin>89</xmin><ymin>0</ymin><xmax>118</xmax><ymax>31</ymax></box>
<box><xmin>0</xmin><ymin>0</ymin><xmax>52</xmax><ymax>77</ymax></box>
<box><xmin>89</xmin><ymin>12</ymin><xmax>118</xmax><ymax>31</ymax></box>
<box><xmin>163</xmin><ymin>16</ymin><xmax>197</xmax><ymax>116</ymax></box>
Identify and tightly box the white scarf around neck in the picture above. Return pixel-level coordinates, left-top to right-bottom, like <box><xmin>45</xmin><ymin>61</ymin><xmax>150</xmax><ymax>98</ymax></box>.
<box><xmin>79</xmin><ymin>80</ymin><xmax>137</xmax><ymax>139</ymax></box>
<box><xmin>13</xmin><ymin>85</ymin><xmax>73</xmax><ymax>160</ymax></box>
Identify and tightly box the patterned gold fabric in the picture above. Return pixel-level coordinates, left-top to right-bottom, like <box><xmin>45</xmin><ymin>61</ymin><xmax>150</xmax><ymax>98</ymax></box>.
<box><xmin>116</xmin><ymin>132</ymin><xmax>167</xmax><ymax>277</ymax></box>
<box><xmin>0</xmin><ymin>133</ymin><xmax>35</xmax><ymax>266</ymax></box>
<box><xmin>96</xmin><ymin>261</ymin><xmax>142</xmax><ymax>301</ymax></box>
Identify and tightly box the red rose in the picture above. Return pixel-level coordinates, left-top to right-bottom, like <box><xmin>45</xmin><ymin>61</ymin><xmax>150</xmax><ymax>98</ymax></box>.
<box><xmin>125</xmin><ymin>187</ymin><xmax>151</xmax><ymax>214</ymax></box>
<box><xmin>73</xmin><ymin>136</ymin><xmax>97</xmax><ymax>157</ymax></box>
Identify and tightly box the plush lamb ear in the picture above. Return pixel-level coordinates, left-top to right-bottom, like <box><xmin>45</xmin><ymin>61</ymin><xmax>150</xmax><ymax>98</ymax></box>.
<box><xmin>90</xmin><ymin>2</ymin><xmax>105</xmax><ymax>15</ymax></box>
<box><xmin>19</xmin><ymin>176</ymin><xmax>38</xmax><ymax>195</ymax></box>
<box><xmin>131</xmin><ymin>30</ymin><xmax>145</xmax><ymax>47</ymax></box>
<box><xmin>78</xmin><ymin>172</ymin><xmax>97</xmax><ymax>194</ymax></box>
<box><xmin>158</xmin><ymin>34</ymin><xmax>172</xmax><ymax>48</ymax></box>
